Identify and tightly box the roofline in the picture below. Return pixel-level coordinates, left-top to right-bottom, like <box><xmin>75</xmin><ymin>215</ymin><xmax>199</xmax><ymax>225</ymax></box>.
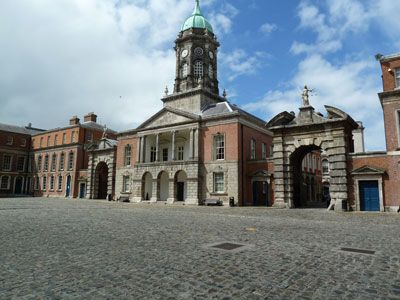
<box><xmin>32</xmin><ymin>122</ymin><xmax>116</xmax><ymax>137</ymax></box>
<box><xmin>380</xmin><ymin>52</ymin><xmax>400</xmax><ymax>63</ymax></box>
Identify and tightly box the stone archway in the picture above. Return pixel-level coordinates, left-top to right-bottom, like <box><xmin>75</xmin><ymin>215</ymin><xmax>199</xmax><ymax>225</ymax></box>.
<box><xmin>268</xmin><ymin>103</ymin><xmax>359</xmax><ymax>210</ymax></box>
<box><xmin>175</xmin><ymin>170</ymin><xmax>187</xmax><ymax>202</ymax></box>
<box><xmin>142</xmin><ymin>172</ymin><xmax>153</xmax><ymax>201</ymax></box>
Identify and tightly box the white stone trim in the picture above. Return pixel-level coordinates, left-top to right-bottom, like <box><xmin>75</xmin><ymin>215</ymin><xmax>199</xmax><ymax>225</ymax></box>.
<box><xmin>353</xmin><ymin>175</ymin><xmax>384</xmax><ymax>212</ymax></box>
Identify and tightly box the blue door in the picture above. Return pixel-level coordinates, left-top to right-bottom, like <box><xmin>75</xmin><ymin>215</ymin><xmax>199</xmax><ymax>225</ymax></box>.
<box><xmin>359</xmin><ymin>181</ymin><xmax>380</xmax><ymax>211</ymax></box>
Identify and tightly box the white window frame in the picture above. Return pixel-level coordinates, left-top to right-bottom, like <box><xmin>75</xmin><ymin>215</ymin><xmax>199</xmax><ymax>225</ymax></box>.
<box><xmin>44</xmin><ymin>155</ymin><xmax>49</xmax><ymax>171</ymax></box>
<box><xmin>177</xmin><ymin>146</ymin><xmax>184</xmax><ymax>161</ymax></box>
<box><xmin>42</xmin><ymin>176</ymin><xmax>47</xmax><ymax>191</ymax></box>
<box><xmin>54</xmin><ymin>135</ymin><xmax>58</xmax><ymax>146</ymax></box>
<box><xmin>395</xmin><ymin>68</ymin><xmax>400</xmax><ymax>89</ymax></box>
<box><xmin>125</xmin><ymin>145</ymin><xmax>132</xmax><ymax>166</ymax></box>
<box><xmin>214</xmin><ymin>134</ymin><xmax>225</xmax><ymax>160</ymax></box>
<box><xmin>62</xmin><ymin>133</ymin><xmax>66</xmax><ymax>144</ymax></box>
<box><xmin>2</xmin><ymin>154</ymin><xmax>12</xmax><ymax>171</ymax></box>
<box><xmin>213</xmin><ymin>172</ymin><xmax>225</xmax><ymax>194</ymax></box>
<box><xmin>17</xmin><ymin>156</ymin><xmax>26</xmax><ymax>172</ymax></box>
<box><xmin>162</xmin><ymin>148</ymin><xmax>168</xmax><ymax>162</ymax></box>
<box><xmin>47</xmin><ymin>136</ymin><xmax>50</xmax><ymax>147</ymax></box>
<box><xmin>0</xmin><ymin>176</ymin><xmax>10</xmax><ymax>190</ymax></box>
<box><xmin>50</xmin><ymin>175</ymin><xmax>55</xmax><ymax>191</ymax></box>
<box><xmin>37</xmin><ymin>155</ymin><xmax>42</xmax><ymax>172</ymax></box>
<box><xmin>51</xmin><ymin>154</ymin><xmax>57</xmax><ymax>172</ymax></box>
<box><xmin>59</xmin><ymin>153</ymin><xmax>65</xmax><ymax>171</ymax></box>
<box><xmin>122</xmin><ymin>175</ymin><xmax>130</xmax><ymax>193</ymax></box>
<box><xmin>68</xmin><ymin>152</ymin><xmax>74</xmax><ymax>170</ymax></box>
<box><xmin>6</xmin><ymin>136</ymin><xmax>13</xmax><ymax>145</ymax></box>
<box><xmin>150</xmin><ymin>146</ymin><xmax>157</xmax><ymax>162</ymax></box>
<box><xmin>250</xmin><ymin>139</ymin><xmax>256</xmax><ymax>160</ymax></box>
<box><xmin>194</xmin><ymin>61</ymin><xmax>203</xmax><ymax>78</ymax></box>
<box><xmin>57</xmin><ymin>175</ymin><xmax>63</xmax><ymax>191</ymax></box>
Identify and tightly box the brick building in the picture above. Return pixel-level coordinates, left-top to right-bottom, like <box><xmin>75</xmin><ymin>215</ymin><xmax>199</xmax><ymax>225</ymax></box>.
<box><xmin>1</xmin><ymin>1</ymin><xmax>399</xmax><ymax>212</ymax></box>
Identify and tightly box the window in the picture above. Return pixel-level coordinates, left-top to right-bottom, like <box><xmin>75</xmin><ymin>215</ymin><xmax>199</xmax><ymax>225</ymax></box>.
<box><xmin>262</xmin><ymin>143</ymin><xmax>267</xmax><ymax>160</ymax></box>
<box><xmin>182</xmin><ymin>63</ymin><xmax>188</xmax><ymax>77</ymax></box>
<box><xmin>214</xmin><ymin>134</ymin><xmax>225</xmax><ymax>160</ymax></box>
<box><xmin>162</xmin><ymin>148</ymin><xmax>168</xmax><ymax>162</ymax></box>
<box><xmin>194</xmin><ymin>61</ymin><xmax>203</xmax><ymax>77</ymax></box>
<box><xmin>322</xmin><ymin>159</ymin><xmax>329</xmax><ymax>174</ymax></box>
<box><xmin>59</xmin><ymin>153</ymin><xmax>65</xmax><ymax>171</ymax></box>
<box><xmin>124</xmin><ymin>145</ymin><xmax>132</xmax><ymax>166</ymax></box>
<box><xmin>213</xmin><ymin>173</ymin><xmax>224</xmax><ymax>193</ymax></box>
<box><xmin>17</xmin><ymin>156</ymin><xmax>25</xmax><ymax>172</ymax></box>
<box><xmin>21</xmin><ymin>138</ymin><xmax>26</xmax><ymax>147</ymax></box>
<box><xmin>150</xmin><ymin>146</ymin><xmax>157</xmax><ymax>162</ymax></box>
<box><xmin>51</xmin><ymin>154</ymin><xmax>57</xmax><ymax>171</ymax></box>
<box><xmin>2</xmin><ymin>155</ymin><xmax>12</xmax><ymax>171</ymax></box>
<box><xmin>396</xmin><ymin>68</ymin><xmax>400</xmax><ymax>88</ymax></box>
<box><xmin>34</xmin><ymin>177</ymin><xmax>40</xmax><ymax>190</ymax></box>
<box><xmin>68</xmin><ymin>152</ymin><xmax>74</xmax><ymax>170</ymax></box>
<box><xmin>37</xmin><ymin>155</ymin><xmax>42</xmax><ymax>171</ymax></box>
<box><xmin>42</xmin><ymin>176</ymin><xmax>47</xmax><ymax>190</ymax></box>
<box><xmin>58</xmin><ymin>175</ymin><xmax>63</xmax><ymax>191</ymax></box>
<box><xmin>209</xmin><ymin>64</ymin><xmax>213</xmax><ymax>78</ymax></box>
<box><xmin>54</xmin><ymin>135</ymin><xmax>58</xmax><ymax>146</ymax></box>
<box><xmin>47</xmin><ymin>136</ymin><xmax>50</xmax><ymax>147</ymax></box>
<box><xmin>86</xmin><ymin>131</ymin><xmax>93</xmax><ymax>142</ymax></box>
<box><xmin>122</xmin><ymin>176</ymin><xmax>130</xmax><ymax>193</ymax></box>
<box><xmin>250</xmin><ymin>139</ymin><xmax>256</xmax><ymax>160</ymax></box>
<box><xmin>62</xmin><ymin>133</ymin><xmax>66</xmax><ymax>144</ymax></box>
<box><xmin>44</xmin><ymin>155</ymin><xmax>49</xmax><ymax>171</ymax></box>
<box><xmin>50</xmin><ymin>175</ymin><xmax>55</xmax><ymax>190</ymax></box>
<box><xmin>177</xmin><ymin>146</ymin><xmax>184</xmax><ymax>161</ymax></box>
<box><xmin>71</xmin><ymin>131</ymin><xmax>76</xmax><ymax>143</ymax></box>
<box><xmin>6</xmin><ymin>136</ymin><xmax>13</xmax><ymax>145</ymax></box>
<box><xmin>40</xmin><ymin>137</ymin><xmax>43</xmax><ymax>148</ymax></box>
<box><xmin>0</xmin><ymin>176</ymin><xmax>10</xmax><ymax>190</ymax></box>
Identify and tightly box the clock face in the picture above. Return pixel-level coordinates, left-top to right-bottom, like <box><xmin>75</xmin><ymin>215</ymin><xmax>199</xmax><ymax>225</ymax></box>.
<box><xmin>181</xmin><ymin>49</ymin><xmax>188</xmax><ymax>58</ymax></box>
<box><xmin>194</xmin><ymin>47</ymin><xmax>204</xmax><ymax>57</ymax></box>
<box><xmin>209</xmin><ymin>51</ymin><xmax>214</xmax><ymax>59</ymax></box>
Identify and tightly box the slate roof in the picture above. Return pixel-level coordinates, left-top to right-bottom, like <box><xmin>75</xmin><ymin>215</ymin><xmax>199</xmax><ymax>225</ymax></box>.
<box><xmin>0</xmin><ymin>122</ymin><xmax>46</xmax><ymax>135</ymax></box>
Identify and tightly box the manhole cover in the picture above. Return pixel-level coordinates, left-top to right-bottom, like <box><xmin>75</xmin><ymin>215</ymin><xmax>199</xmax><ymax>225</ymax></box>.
<box><xmin>211</xmin><ymin>242</ymin><xmax>245</xmax><ymax>251</ymax></box>
<box><xmin>340</xmin><ymin>247</ymin><xmax>376</xmax><ymax>255</ymax></box>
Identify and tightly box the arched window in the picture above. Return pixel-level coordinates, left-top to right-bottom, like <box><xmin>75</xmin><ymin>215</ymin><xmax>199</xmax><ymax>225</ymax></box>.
<box><xmin>194</xmin><ymin>61</ymin><xmax>203</xmax><ymax>77</ymax></box>
<box><xmin>322</xmin><ymin>159</ymin><xmax>329</xmax><ymax>174</ymax></box>
<box><xmin>208</xmin><ymin>64</ymin><xmax>213</xmax><ymax>78</ymax></box>
<box><xmin>125</xmin><ymin>145</ymin><xmax>132</xmax><ymax>166</ymax></box>
<box><xmin>182</xmin><ymin>63</ymin><xmax>188</xmax><ymax>77</ymax></box>
<box><xmin>59</xmin><ymin>153</ymin><xmax>65</xmax><ymax>171</ymax></box>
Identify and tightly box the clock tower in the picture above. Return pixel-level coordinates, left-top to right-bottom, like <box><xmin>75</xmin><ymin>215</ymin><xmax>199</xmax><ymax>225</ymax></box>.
<box><xmin>173</xmin><ymin>0</ymin><xmax>220</xmax><ymax>95</ymax></box>
<box><xmin>162</xmin><ymin>0</ymin><xmax>223</xmax><ymax>113</ymax></box>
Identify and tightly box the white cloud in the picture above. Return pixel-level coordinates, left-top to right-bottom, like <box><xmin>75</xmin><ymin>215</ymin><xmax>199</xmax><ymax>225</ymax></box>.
<box><xmin>0</xmin><ymin>0</ymin><xmax>194</xmax><ymax>130</ymax></box>
<box><xmin>209</xmin><ymin>2</ymin><xmax>239</xmax><ymax>35</ymax></box>
<box><xmin>221</xmin><ymin>49</ymin><xmax>268</xmax><ymax>81</ymax></box>
<box><xmin>259</xmin><ymin>23</ymin><xmax>277</xmax><ymax>35</ymax></box>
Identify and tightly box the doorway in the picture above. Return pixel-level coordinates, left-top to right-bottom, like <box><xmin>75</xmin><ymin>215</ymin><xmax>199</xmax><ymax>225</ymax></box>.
<box><xmin>14</xmin><ymin>177</ymin><xmax>23</xmax><ymax>194</ymax></box>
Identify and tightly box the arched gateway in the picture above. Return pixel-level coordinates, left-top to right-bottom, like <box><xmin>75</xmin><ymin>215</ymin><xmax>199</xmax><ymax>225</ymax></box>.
<box><xmin>267</xmin><ymin>91</ymin><xmax>359</xmax><ymax>211</ymax></box>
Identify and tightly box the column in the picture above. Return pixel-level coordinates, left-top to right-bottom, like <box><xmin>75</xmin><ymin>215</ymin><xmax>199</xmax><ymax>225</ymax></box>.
<box><xmin>171</xmin><ymin>131</ymin><xmax>176</xmax><ymax>161</ymax></box>
<box><xmin>136</xmin><ymin>137</ymin><xmax>141</xmax><ymax>163</ymax></box>
<box><xmin>194</xmin><ymin>128</ymin><xmax>199</xmax><ymax>159</ymax></box>
<box><xmin>189</xmin><ymin>129</ymin><xmax>194</xmax><ymax>160</ymax></box>
<box><xmin>155</xmin><ymin>133</ymin><xmax>160</xmax><ymax>162</ymax></box>
<box><xmin>141</xmin><ymin>136</ymin><xmax>146</xmax><ymax>163</ymax></box>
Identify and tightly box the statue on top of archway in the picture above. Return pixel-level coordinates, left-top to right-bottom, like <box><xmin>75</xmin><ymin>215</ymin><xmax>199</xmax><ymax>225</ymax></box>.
<box><xmin>302</xmin><ymin>85</ymin><xmax>313</xmax><ymax>107</ymax></box>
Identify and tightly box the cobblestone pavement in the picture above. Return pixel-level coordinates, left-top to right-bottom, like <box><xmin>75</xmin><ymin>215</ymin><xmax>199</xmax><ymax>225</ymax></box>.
<box><xmin>0</xmin><ymin>198</ymin><xmax>399</xmax><ymax>300</ymax></box>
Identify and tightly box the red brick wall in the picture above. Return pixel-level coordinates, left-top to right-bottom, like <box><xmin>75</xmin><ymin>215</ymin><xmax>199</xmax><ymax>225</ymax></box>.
<box><xmin>381</xmin><ymin>59</ymin><xmax>400</xmax><ymax>91</ymax></box>
<box><xmin>382</xmin><ymin>101</ymin><xmax>400</xmax><ymax>152</ymax></box>
<box><xmin>349</xmin><ymin>155</ymin><xmax>400</xmax><ymax>208</ymax></box>
<box><xmin>201</xmin><ymin>123</ymin><xmax>239</xmax><ymax>162</ymax></box>
<box><xmin>116</xmin><ymin>136</ymin><xmax>137</xmax><ymax>168</ymax></box>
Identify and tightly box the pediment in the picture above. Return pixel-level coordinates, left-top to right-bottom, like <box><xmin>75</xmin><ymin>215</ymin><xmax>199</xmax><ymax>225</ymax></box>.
<box><xmin>87</xmin><ymin>138</ymin><xmax>117</xmax><ymax>151</ymax></box>
<box><xmin>267</xmin><ymin>111</ymin><xmax>296</xmax><ymax>128</ymax></box>
<box><xmin>351</xmin><ymin>165</ymin><xmax>386</xmax><ymax>175</ymax></box>
<box><xmin>137</xmin><ymin>107</ymin><xmax>200</xmax><ymax>130</ymax></box>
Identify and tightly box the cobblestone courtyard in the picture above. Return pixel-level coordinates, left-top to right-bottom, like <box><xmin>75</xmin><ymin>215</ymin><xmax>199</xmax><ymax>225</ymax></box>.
<box><xmin>0</xmin><ymin>198</ymin><xmax>399</xmax><ymax>299</ymax></box>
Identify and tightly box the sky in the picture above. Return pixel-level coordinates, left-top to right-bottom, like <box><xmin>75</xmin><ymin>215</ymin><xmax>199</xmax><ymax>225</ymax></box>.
<box><xmin>0</xmin><ymin>0</ymin><xmax>399</xmax><ymax>150</ymax></box>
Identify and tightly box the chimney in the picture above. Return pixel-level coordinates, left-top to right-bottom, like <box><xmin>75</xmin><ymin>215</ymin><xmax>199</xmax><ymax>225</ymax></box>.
<box><xmin>84</xmin><ymin>112</ymin><xmax>97</xmax><ymax>123</ymax></box>
<box><xmin>69</xmin><ymin>116</ymin><xmax>80</xmax><ymax>125</ymax></box>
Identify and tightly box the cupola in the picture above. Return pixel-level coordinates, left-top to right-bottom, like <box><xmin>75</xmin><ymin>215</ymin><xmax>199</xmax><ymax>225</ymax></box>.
<box><xmin>181</xmin><ymin>0</ymin><xmax>214</xmax><ymax>33</ymax></box>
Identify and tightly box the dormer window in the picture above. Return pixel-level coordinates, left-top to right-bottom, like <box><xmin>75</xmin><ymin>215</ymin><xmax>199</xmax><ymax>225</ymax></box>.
<box><xmin>194</xmin><ymin>61</ymin><xmax>203</xmax><ymax>77</ymax></box>
<box><xmin>395</xmin><ymin>68</ymin><xmax>400</xmax><ymax>88</ymax></box>
<box><xmin>182</xmin><ymin>63</ymin><xmax>188</xmax><ymax>77</ymax></box>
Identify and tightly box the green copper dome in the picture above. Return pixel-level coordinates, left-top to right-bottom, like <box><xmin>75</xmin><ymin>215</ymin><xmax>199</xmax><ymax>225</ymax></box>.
<box><xmin>181</xmin><ymin>0</ymin><xmax>214</xmax><ymax>33</ymax></box>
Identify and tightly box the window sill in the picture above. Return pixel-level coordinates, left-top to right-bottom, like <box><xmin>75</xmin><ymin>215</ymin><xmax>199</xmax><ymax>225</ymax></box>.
<box><xmin>210</xmin><ymin>192</ymin><xmax>227</xmax><ymax>196</ymax></box>
<box><xmin>121</xmin><ymin>191</ymin><xmax>131</xmax><ymax>194</ymax></box>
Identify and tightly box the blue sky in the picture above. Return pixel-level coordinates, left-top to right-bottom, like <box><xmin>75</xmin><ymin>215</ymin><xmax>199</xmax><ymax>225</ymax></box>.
<box><xmin>0</xmin><ymin>0</ymin><xmax>399</xmax><ymax>150</ymax></box>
